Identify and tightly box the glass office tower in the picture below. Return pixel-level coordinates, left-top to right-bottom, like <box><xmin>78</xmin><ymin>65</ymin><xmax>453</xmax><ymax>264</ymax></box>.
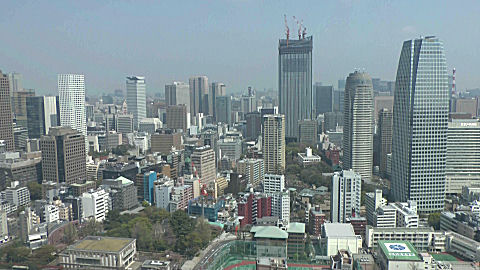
<box><xmin>278</xmin><ymin>36</ymin><xmax>313</xmax><ymax>139</ymax></box>
<box><xmin>391</xmin><ymin>37</ymin><xmax>449</xmax><ymax>213</ymax></box>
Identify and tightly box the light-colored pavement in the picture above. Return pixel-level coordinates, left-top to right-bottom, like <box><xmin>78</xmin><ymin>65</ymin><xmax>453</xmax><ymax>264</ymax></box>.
<box><xmin>182</xmin><ymin>232</ymin><xmax>237</xmax><ymax>270</ymax></box>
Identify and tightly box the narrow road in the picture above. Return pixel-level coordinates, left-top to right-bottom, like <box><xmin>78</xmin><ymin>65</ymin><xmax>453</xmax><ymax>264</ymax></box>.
<box><xmin>182</xmin><ymin>232</ymin><xmax>237</xmax><ymax>270</ymax></box>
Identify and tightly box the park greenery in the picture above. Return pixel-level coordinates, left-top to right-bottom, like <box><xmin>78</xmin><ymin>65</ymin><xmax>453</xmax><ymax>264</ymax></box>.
<box><xmin>103</xmin><ymin>207</ymin><xmax>220</xmax><ymax>257</ymax></box>
<box><xmin>0</xmin><ymin>243</ymin><xmax>56</xmax><ymax>270</ymax></box>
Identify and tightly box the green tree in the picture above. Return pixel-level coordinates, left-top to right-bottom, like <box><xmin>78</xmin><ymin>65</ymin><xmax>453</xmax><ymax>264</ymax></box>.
<box><xmin>30</xmin><ymin>245</ymin><xmax>56</xmax><ymax>265</ymax></box>
<box><xmin>5</xmin><ymin>245</ymin><xmax>30</xmax><ymax>263</ymax></box>
<box><xmin>27</xmin><ymin>181</ymin><xmax>42</xmax><ymax>201</ymax></box>
<box><xmin>63</xmin><ymin>223</ymin><xmax>78</xmax><ymax>245</ymax></box>
<box><xmin>170</xmin><ymin>210</ymin><xmax>195</xmax><ymax>238</ymax></box>
<box><xmin>428</xmin><ymin>212</ymin><xmax>441</xmax><ymax>230</ymax></box>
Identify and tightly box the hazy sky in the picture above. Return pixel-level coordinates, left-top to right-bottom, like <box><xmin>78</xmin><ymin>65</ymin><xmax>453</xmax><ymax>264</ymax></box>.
<box><xmin>1</xmin><ymin>0</ymin><xmax>479</xmax><ymax>95</ymax></box>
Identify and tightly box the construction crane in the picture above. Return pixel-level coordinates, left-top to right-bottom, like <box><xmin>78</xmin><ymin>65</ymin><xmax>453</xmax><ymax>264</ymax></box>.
<box><xmin>284</xmin><ymin>14</ymin><xmax>289</xmax><ymax>46</ymax></box>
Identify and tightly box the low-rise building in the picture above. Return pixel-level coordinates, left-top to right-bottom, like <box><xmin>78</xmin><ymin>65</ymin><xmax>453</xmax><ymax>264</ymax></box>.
<box><xmin>321</xmin><ymin>223</ymin><xmax>362</xmax><ymax>256</ymax></box>
<box><xmin>297</xmin><ymin>147</ymin><xmax>321</xmax><ymax>166</ymax></box>
<box><xmin>102</xmin><ymin>176</ymin><xmax>138</xmax><ymax>211</ymax></box>
<box><xmin>365</xmin><ymin>226</ymin><xmax>436</xmax><ymax>252</ymax></box>
<box><xmin>251</xmin><ymin>226</ymin><xmax>288</xmax><ymax>258</ymax></box>
<box><xmin>60</xmin><ymin>236</ymin><xmax>136</xmax><ymax>269</ymax></box>
<box><xmin>377</xmin><ymin>240</ymin><xmax>424</xmax><ymax>270</ymax></box>
<box><xmin>141</xmin><ymin>260</ymin><xmax>171</xmax><ymax>270</ymax></box>
<box><xmin>80</xmin><ymin>188</ymin><xmax>110</xmax><ymax>222</ymax></box>
<box><xmin>286</xmin><ymin>222</ymin><xmax>306</xmax><ymax>259</ymax></box>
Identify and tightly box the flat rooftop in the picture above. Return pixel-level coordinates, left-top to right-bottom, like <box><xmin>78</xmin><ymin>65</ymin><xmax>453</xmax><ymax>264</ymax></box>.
<box><xmin>323</xmin><ymin>223</ymin><xmax>356</xmax><ymax>237</ymax></box>
<box><xmin>71</xmin><ymin>236</ymin><xmax>134</xmax><ymax>253</ymax></box>
<box><xmin>378</xmin><ymin>240</ymin><xmax>421</xmax><ymax>261</ymax></box>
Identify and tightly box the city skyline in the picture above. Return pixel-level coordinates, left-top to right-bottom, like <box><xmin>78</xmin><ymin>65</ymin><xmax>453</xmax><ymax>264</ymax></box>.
<box><xmin>1</xmin><ymin>1</ymin><xmax>479</xmax><ymax>95</ymax></box>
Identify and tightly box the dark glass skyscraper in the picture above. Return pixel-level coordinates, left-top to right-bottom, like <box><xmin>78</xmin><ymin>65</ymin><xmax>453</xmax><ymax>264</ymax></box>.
<box><xmin>278</xmin><ymin>36</ymin><xmax>313</xmax><ymax>138</ymax></box>
<box><xmin>314</xmin><ymin>84</ymin><xmax>334</xmax><ymax>115</ymax></box>
<box><xmin>391</xmin><ymin>36</ymin><xmax>449</xmax><ymax>213</ymax></box>
<box><xmin>26</xmin><ymin>96</ymin><xmax>59</xmax><ymax>139</ymax></box>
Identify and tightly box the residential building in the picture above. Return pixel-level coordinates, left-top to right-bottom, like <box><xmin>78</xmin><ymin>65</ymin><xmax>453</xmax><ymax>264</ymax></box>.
<box><xmin>155</xmin><ymin>180</ymin><xmax>174</xmax><ymax>210</ymax></box>
<box><xmin>0</xmin><ymin>152</ymin><xmax>42</xmax><ymax>186</ymax></box>
<box><xmin>151</xmin><ymin>129</ymin><xmax>182</xmax><ymax>154</ymax></box>
<box><xmin>4</xmin><ymin>183</ymin><xmax>30</xmax><ymax>207</ymax></box>
<box><xmin>391</xmin><ymin>37</ymin><xmax>449</xmax><ymax>213</ymax></box>
<box><xmin>43</xmin><ymin>204</ymin><xmax>59</xmax><ymax>223</ymax></box>
<box><xmin>264</xmin><ymin>174</ymin><xmax>289</xmax><ymax>225</ymax></box>
<box><xmin>58</xmin><ymin>74</ymin><xmax>87</xmax><ymax>152</ymax></box>
<box><xmin>80</xmin><ymin>188</ymin><xmax>109</xmax><ymax>222</ymax></box>
<box><xmin>26</xmin><ymin>96</ymin><xmax>59</xmax><ymax>139</ymax></box>
<box><xmin>166</xmin><ymin>105</ymin><xmax>187</xmax><ymax>131</ymax></box>
<box><xmin>263</xmin><ymin>114</ymin><xmax>286</xmax><ymax>174</ymax></box>
<box><xmin>0</xmin><ymin>71</ymin><xmax>15</xmax><ymax>151</ymax></box>
<box><xmin>330</xmin><ymin>170</ymin><xmax>361</xmax><ymax>223</ymax></box>
<box><xmin>309</xmin><ymin>206</ymin><xmax>326</xmax><ymax>236</ymax></box>
<box><xmin>40</xmin><ymin>127</ymin><xmax>87</xmax><ymax>185</ymax></box>
<box><xmin>278</xmin><ymin>36</ymin><xmax>313</xmax><ymax>138</ymax></box>
<box><xmin>190</xmin><ymin>146</ymin><xmax>216</xmax><ymax>184</ymax></box>
<box><xmin>126</xmin><ymin>76</ymin><xmax>146</xmax><ymax>129</ymax></box>
<box><xmin>0</xmin><ymin>211</ymin><xmax>7</xmax><ymax>241</ymax></box>
<box><xmin>237</xmin><ymin>159</ymin><xmax>264</xmax><ymax>186</ymax></box>
<box><xmin>59</xmin><ymin>236</ymin><xmax>136</xmax><ymax>269</ymax></box>
<box><xmin>446</xmin><ymin>119</ymin><xmax>480</xmax><ymax>194</ymax></box>
<box><xmin>365</xmin><ymin>189</ymin><xmax>386</xmax><ymax>225</ymax></box>
<box><xmin>373</xmin><ymin>96</ymin><xmax>394</xmax><ymax>123</ymax></box>
<box><xmin>70</xmin><ymin>181</ymin><xmax>96</xmax><ymax>197</ymax></box>
<box><xmin>237</xmin><ymin>192</ymin><xmax>272</xmax><ymax>226</ymax></box>
<box><xmin>342</xmin><ymin>71</ymin><xmax>374</xmax><ymax>180</ymax></box>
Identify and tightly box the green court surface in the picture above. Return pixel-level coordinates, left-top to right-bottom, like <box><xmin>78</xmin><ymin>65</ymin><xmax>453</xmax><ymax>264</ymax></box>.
<box><xmin>430</xmin><ymin>253</ymin><xmax>459</xmax><ymax>262</ymax></box>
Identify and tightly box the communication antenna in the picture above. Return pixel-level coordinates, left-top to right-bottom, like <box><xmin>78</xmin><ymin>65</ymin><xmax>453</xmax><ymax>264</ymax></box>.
<box><xmin>284</xmin><ymin>14</ymin><xmax>289</xmax><ymax>46</ymax></box>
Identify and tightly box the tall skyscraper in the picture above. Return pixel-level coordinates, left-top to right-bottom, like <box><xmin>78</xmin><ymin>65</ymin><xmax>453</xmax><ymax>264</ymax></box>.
<box><xmin>210</xmin><ymin>82</ymin><xmax>226</xmax><ymax>119</ymax></box>
<box><xmin>26</xmin><ymin>96</ymin><xmax>59</xmax><ymax>139</ymax></box>
<box><xmin>0</xmin><ymin>71</ymin><xmax>15</xmax><ymax>151</ymax></box>
<box><xmin>342</xmin><ymin>71</ymin><xmax>374</xmax><ymax>180</ymax></box>
<box><xmin>126</xmin><ymin>76</ymin><xmax>146</xmax><ymax>129</ymax></box>
<box><xmin>391</xmin><ymin>36</ymin><xmax>449</xmax><ymax>213</ymax></box>
<box><xmin>378</xmin><ymin>108</ymin><xmax>393</xmax><ymax>177</ymax></box>
<box><xmin>314</xmin><ymin>84</ymin><xmax>334</xmax><ymax>115</ymax></box>
<box><xmin>262</xmin><ymin>114</ymin><xmax>286</xmax><ymax>174</ymax></box>
<box><xmin>40</xmin><ymin>127</ymin><xmax>87</xmax><ymax>185</ymax></box>
<box><xmin>330</xmin><ymin>170</ymin><xmax>362</xmax><ymax>223</ymax></box>
<box><xmin>58</xmin><ymin>74</ymin><xmax>87</xmax><ymax>151</ymax></box>
<box><xmin>7</xmin><ymin>72</ymin><xmax>22</xmax><ymax>96</ymax></box>
<box><xmin>278</xmin><ymin>36</ymin><xmax>313</xmax><ymax>138</ymax></box>
<box><xmin>165</xmin><ymin>81</ymin><xmax>190</xmax><ymax>112</ymax></box>
<box><xmin>215</xmin><ymin>96</ymin><xmax>231</xmax><ymax>125</ymax></box>
<box><xmin>189</xmin><ymin>76</ymin><xmax>208</xmax><ymax>121</ymax></box>
<box><xmin>12</xmin><ymin>89</ymin><xmax>35</xmax><ymax>128</ymax></box>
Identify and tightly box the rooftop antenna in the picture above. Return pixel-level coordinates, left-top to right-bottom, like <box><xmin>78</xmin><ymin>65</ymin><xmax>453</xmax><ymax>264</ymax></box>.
<box><xmin>293</xmin><ymin>16</ymin><xmax>301</xmax><ymax>40</ymax></box>
<box><xmin>302</xmin><ymin>25</ymin><xmax>307</xmax><ymax>39</ymax></box>
<box><xmin>284</xmin><ymin>14</ymin><xmax>289</xmax><ymax>46</ymax></box>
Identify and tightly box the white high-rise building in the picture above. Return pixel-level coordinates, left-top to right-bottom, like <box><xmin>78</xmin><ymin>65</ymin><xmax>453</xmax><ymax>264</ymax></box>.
<box><xmin>237</xmin><ymin>159</ymin><xmax>264</xmax><ymax>186</ymax></box>
<box><xmin>391</xmin><ymin>36</ymin><xmax>449</xmax><ymax>213</ymax></box>
<box><xmin>58</xmin><ymin>74</ymin><xmax>87</xmax><ymax>151</ymax></box>
<box><xmin>342</xmin><ymin>71</ymin><xmax>374</xmax><ymax>180</ymax></box>
<box><xmin>44</xmin><ymin>204</ymin><xmax>59</xmax><ymax>224</ymax></box>
<box><xmin>126</xmin><ymin>76</ymin><xmax>146</xmax><ymax>129</ymax></box>
<box><xmin>81</xmin><ymin>188</ymin><xmax>110</xmax><ymax>222</ymax></box>
<box><xmin>263</xmin><ymin>174</ymin><xmax>289</xmax><ymax>225</ymax></box>
<box><xmin>330</xmin><ymin>170</ymin><xmax>361</xmax><ymax>223</ymax></box>
<box><xmin>446</xmin><ymin>119</ymin><xmax>480</xmax><ymax>194</ymax></box>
